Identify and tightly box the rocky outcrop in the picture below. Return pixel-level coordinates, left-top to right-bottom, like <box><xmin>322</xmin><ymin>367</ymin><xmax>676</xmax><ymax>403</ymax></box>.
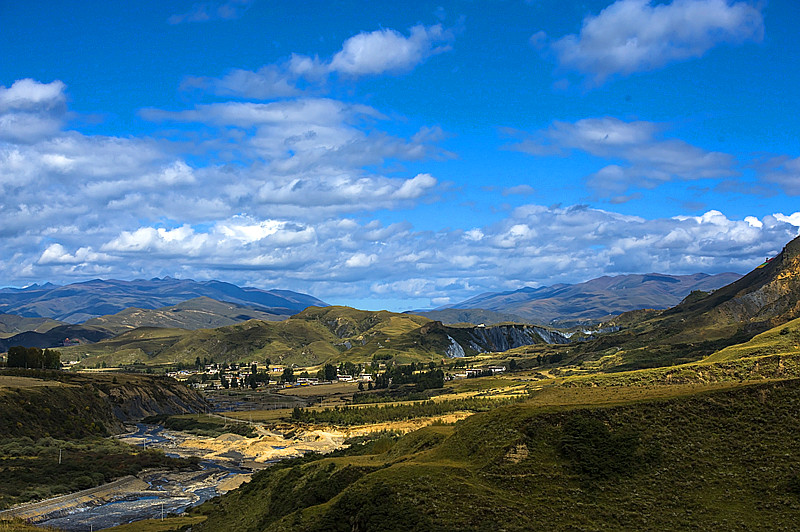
<box><xmin>98</xmin><ymin>377</ymin><xmax>208</xmax><ymax>421</ymax></box>
<box><xmin>443</xmin><ymin>323</ymin><xmax>571</xmax><ymax>357</ymax></box>
<box><xmin>445</xmin><ymin>335</ymin><xmax>466</xmax><ymax>358</ymax></box>
<box><xmin>461</xmin><ymin>324</ymin><xmax>570</xmax><ymax>352</ymax></box>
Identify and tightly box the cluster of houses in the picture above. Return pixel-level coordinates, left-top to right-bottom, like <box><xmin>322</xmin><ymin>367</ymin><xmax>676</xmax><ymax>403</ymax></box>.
<box><xmin>166</xmin><ymin>363</ymin><xmax>374</xmax><ymax>390</ymax></box>
<box><xmin>165</xmin><ymin>362</ymin><xmax>507</xmax><ymax>390</ymax></box>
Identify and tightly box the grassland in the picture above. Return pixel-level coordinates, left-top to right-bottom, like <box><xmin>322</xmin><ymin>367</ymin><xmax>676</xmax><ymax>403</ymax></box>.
<box><xmin>188</xmin><ymin>377</ymin><xmax>800</xmax><ymax>531</ymax></box>
<box><xmin>704</xmin><ymin>315</ymin><xmax>800</xmax><ymax>363</ymax></box>
<box><xmin>0</xmin><ymin>518</ymin><xmax>61</xmax><ymax>531</ymax></box>
<box><xmin>102</xmin><ymin>515</ymin><xmax>207</xmax><ymax>532</ymax></box>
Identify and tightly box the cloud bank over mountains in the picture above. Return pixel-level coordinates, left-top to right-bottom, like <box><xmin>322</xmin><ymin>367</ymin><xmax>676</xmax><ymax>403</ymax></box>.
<box><xmin>2</xmin><ymin>1</ymin><xmax>798</xmax><ymax>310</ymax></box>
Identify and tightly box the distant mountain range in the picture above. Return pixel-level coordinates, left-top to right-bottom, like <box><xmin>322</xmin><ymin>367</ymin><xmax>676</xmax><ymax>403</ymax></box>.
<box><xmin>426</xmin><ymin>272</ymin><xmax>742</xmax><ymax>327</ymax></box>
<box><xmin>0</xmin><ymin>296</ymin><xmax>317</xmax><ymax>352</ymax></box>
<box><xmin>0</xmin><ymin>277</ymin><xmax>327</xmax><ymax>323</ymax></box>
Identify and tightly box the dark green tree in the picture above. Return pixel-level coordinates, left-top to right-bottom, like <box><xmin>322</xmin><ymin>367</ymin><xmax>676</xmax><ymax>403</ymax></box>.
<box><xmin>281</xmin><ymin>367</ymin><xmax>296</xmax><ymax>383</ymax></box>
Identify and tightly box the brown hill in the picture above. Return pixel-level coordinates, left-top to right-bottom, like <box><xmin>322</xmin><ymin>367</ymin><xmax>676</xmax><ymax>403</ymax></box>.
<box><xmin>570</xmin><ymin>234</ymin><xmax>800</xmax><ymax>370</ymax></box>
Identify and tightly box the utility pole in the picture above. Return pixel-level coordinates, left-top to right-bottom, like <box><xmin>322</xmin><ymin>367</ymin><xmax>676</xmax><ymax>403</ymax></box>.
<box><xmin>58</xmin><ymin>448</ymin><xmax>62</xmax><ymax>465</ymax></box>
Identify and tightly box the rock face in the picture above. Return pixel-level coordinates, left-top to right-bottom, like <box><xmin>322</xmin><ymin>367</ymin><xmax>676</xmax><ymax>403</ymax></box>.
<box><xmin>98</xmin><ymin>377</ymin><xmax>208</xmax><ymax>421</ymax></box>
<box><xmin>0</xmin><ymin>371</ymin><xmax>208</xmax><ymax>440</ymax></box>
<box><xmin>444</xmin><ymin>323</ymin><xmax>571</xmax><ymax>357</ymax></box>
<box><xmin>463</xmin><ymin>325</ymin><xmax>570</xmax><ymax>352</ymax></box>
<box><xmin>661</xmin><ymin>233</ymin><xmax>800</xmax><ymax>336</ymax></box>
<box><xmin>445</xmin><ymin>336</ymin><xmax>466</xmax><ymax>358</ymax></box>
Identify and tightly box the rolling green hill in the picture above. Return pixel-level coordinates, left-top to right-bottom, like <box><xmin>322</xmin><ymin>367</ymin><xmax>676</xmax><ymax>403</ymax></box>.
<box><xmin>189</xmin><ymin>378</ymin><xmax>800</xmax><ymax>531</ymax></box>
<box><xmin>0</xmin><ymin>314</ymin><xmax>64</xmax><ymax>339</ymax></box>
<box><xmin>62</xmin><ymin>306</ymin><xmax>568</xmax><ymax>368</ymax></box>
<box><xmin>703</xmin><ymin>315</ymin><xmax>800</xmax><ymax>363</ymax></box>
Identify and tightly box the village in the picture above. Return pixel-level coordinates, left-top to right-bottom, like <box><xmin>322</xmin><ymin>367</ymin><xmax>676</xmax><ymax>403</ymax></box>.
<box><xmin>165</xmin><ymin>359</ymin><xmax>508</xmax><ymax>391</ymax></box>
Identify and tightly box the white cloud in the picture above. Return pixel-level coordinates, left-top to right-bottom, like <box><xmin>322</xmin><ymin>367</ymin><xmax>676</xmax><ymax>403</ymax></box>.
<box><xmin>38</xmin><ymin>243</ymin><xmax>106</xmax><ymax>265</ymax></box>
<box><xmin>546</xmin><ymin>0</ymin><xmax>764</xmax><ymax>85</ymax></box>
<box><xmin>508</xmin><ymin>117</ymin><xmax>736</xmax><ymax>198</ymax></box>
<box><xmin>775</xmin><ymin>213</ymin><xmax>800</xmax><ymax>227</ymax></box>
<box><xmin>182</xmin><ymin>24</ymin><xmax>455</xmax><ymax>100</ymax></box>
<box><xmin>345</xmin><ymin>253</ymin><xmax>378</xmax><ymax>268</ymax></box>
<box><xmin>0</xmin><ymin>79</ymin><xmax>67</xmax><ymax>143</ymax></box>
<box><xmin>329</xmin><ymin>24</ymin><xmax>453</xmax><ymax>76</ymax></box>
<box><xmin>10</xmin><ymin>205</ymin><xmax>800</xmax><ymax>308</ymax></box>
<box><xmin>393</xmin><ymin>173</ymin><xmax>437</xmax><ymax>199</ymax></box>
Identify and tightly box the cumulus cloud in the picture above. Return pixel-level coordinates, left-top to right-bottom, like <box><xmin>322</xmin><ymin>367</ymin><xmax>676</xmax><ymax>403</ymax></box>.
<box><xmin>544</xmin><ymin>0</ymin><xmax>764</xmax><ymax>85</ymax></box>
<box><xmin>0</xmin><ymin>79</ymin><xmax>67</xmax><ymax>143</ymax></box>
<box><xmin>507</xmin><ymin>117</ymin><xmax>736</xmax><ymax>198</ymax></box>
<box><xmin>329</xmin><ymin>24</ymin><xmax>453</xmax><ymax>76</ymax></box>
<box><xmin>8</xmin><ymin>204</ymin><xmax>800</xmax><ymax>307</ymax></box>
<box><xmin>186</xmin><ymin>24</ymin><xmax>454</xmax><ymax>99</ymax></box>
<box><xmin>168</xmin><ymin>0</ymin><xmax>253</xmax><ymax>24</ymax></box>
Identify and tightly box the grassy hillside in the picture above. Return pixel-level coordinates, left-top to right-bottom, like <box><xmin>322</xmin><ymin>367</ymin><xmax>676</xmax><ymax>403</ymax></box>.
<box><xmin>0</xmin><ymin>323</ymin><xmax>116</xmax><ymax>353</ymax></box>
<box><xmin>703</xmin><ymin>315</ymin><xmax>800</xmax><ymax>363</ymax></box>
<box><xmin>190</xmin><ymin>378</ymin><xmax>800</xmax><ymax>531</ymax></box>
<box><xmin>0</xmin><ymin>314</ymin><xmax>63</xmax><ymax>339</ymax></box>
<box><xmin>540</xmin><ymin>234</ymin><xmax>800</xmax><ymax>372</ymax></box>
<box><xmin>63</xmin><ymin>307</ymin><xmax>541</xmax><ymax>368</ymax></box>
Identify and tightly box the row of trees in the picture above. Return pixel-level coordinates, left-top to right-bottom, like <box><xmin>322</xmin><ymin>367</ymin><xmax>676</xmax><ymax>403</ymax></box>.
<box><xmin>6</xmin><ymin>347</ymin><xmax>61</xmax><ymax>369</ymax></box>
<box><xmin>373</xmin><ymin>364</ymin><xmax>444</xmax><ymax>391</ymax></box>
<box><xmin>290</xmin><ymin>396</ymin><xmax>522</xmax><ymax>425</ymax></box>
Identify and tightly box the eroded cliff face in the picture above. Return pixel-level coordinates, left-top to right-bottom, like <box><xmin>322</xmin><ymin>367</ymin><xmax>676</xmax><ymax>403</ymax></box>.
<box><xmin>0</xmin><ymin>371</ymin><xmax>208</xmax><ymax>438</ymax></box>
<box><xmin>463</xmin><ymin>325</ymin><xmax>570</xmax><ymax>352</ymax></box>
<box><xmin>438</xmin><ymin>323</ymin><xmax>571</xmax><ymax>357</ymax></box>
<box><xmin>98</xmin><ymin>377</ymin><xmax>208</xmax><ymax>421</ymax></box>
<box><xmin>709</xmin><ymin>236</ymin><xmax>800</xmax><ymax>329</ymax></box>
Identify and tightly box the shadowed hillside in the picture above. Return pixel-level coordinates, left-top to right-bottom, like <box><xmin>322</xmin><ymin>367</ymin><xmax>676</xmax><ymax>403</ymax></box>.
<box><xmin>188</xmin><ymin>378</ymin><xmax>800</xmax><ymax>531</ymax></box>
<box><xmin>0</xmin><ymin>314</ymin><xmax>64</xmax><ymax>339</ymax></box>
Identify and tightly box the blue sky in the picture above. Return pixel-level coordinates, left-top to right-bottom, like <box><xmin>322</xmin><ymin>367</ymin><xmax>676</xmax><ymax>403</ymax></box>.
<box><xmin>1</xmin><ymin>0</ymin><xmax>799</xmax><ymax>311</ymax></box>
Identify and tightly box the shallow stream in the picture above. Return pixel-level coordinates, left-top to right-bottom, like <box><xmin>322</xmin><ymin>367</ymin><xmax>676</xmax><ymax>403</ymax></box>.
<box><xmin>35</xmin><ymin>424</ymin><xmax>251</xmax><ymax>531</ymax></box>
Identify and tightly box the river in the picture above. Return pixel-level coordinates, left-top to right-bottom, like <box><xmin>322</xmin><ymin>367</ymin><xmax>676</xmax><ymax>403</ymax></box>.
<box><xmin>32</xmin><ymin>424</ymin><xmax>253</xmax><ymax>531</ymax></box>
